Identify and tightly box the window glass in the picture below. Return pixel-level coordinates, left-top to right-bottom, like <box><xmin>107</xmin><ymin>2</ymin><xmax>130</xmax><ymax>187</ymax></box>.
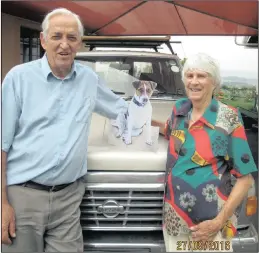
<box><xmin>20</xmin><ymin>27</ymin><xmax>44</xmax><ymax>63</ymax></box>
<box><xmin>133</xmin><ymin>62</ymin><xmax>153</xmax><ymax>79</ymax></box>
<box><xmin>77</xmin><ymin>57</ymin><xmax>185</xmax><ymax>98</ymax></box>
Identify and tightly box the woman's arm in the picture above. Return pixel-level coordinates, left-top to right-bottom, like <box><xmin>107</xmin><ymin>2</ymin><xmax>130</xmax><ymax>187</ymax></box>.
<box><xmin>151</xmin><ymin>119</ymin><xmax>165</xmax><ymax>135</ymax></box>
<box><xmin>191</xmin><ymin>174</ymin><xmax>255</xmax><ymax>241</ymax></box>
<box><xmin>215</xmin><ymin>174</ymin><xmax>254</xmax><ymax>227</ymax></box>
<box><xmin>191</xmin><ymin>109</ymin><xmax>257</xmax><ymax>241</ymax></box>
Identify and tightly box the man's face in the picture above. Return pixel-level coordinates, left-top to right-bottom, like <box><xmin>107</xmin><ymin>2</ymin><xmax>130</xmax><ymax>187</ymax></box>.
<box><xmin>40</xmin><ymin>14</ymin><xmax>82</xmax><ymax>76</ymax></box>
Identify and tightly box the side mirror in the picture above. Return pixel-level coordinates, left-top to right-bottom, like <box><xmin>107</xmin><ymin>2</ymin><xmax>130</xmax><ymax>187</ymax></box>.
<box><xmin>235</xmin><ymin>36</ymin><xmax>258</xmax><ymax>48</ymax></box>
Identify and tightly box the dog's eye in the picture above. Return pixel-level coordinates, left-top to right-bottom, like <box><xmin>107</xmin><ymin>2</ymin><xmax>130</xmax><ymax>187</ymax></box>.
<box><xmin>146</xmin><ymin>89</ymin><xmax>151</xmax><ymax>93</ymax></box>
<box><xmin>138</xmin><ymin>88</ymin><xmax>144</xmax><ymax>92</ymax></box>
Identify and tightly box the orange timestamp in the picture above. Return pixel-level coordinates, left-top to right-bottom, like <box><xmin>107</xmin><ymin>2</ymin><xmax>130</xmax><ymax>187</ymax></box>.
<box><xmin>176</xmin><ymin>240</ymin><xmax>231</xmax><ymax>251</ymax></box>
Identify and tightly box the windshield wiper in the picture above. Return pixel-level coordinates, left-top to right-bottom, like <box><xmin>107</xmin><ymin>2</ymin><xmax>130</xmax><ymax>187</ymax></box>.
<box><xmin>111</xmin><ymin>90</ymin><xmax>125</xmax><ymax>95</ymax></box>
<box><xmin>152</xmin><ymin>91</ymin><xmax>184</xmax><ymax>97</ymax></box>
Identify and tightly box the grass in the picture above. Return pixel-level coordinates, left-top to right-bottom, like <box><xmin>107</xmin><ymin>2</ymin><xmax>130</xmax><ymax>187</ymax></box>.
<box><xmin>220</xmin><ymin>97</ymin><xmax>255</xmax><ymax>111</ymax></box>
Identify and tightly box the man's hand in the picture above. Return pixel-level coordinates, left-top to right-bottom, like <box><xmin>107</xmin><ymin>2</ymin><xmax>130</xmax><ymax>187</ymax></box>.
<box><xmin>190</xmin><ymin>218</ymin><xmax>223</xmax><ymax>241</ymax></box>
<box><xmin>2</xmin><ymin>202</ymin><xmax>16</xmax><ymax>245</ymax></box>
<box><xmin>110</xmin><ymin>112</ymin><xmax>127</xmax><ymax>138</ymax></box>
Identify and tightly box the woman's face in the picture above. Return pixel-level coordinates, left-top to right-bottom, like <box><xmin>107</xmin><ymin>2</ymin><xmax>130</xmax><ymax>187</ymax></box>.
<box><xmin>184</xmin><ymin>69</ymin><xmax>215</xmax><ymax>103</ymax></box>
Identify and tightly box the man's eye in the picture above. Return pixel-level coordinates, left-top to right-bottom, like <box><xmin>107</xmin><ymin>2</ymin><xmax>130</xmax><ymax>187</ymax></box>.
<box><xmin>68</xmin><ymin>37</ymin><xmax>77</xmax><ymax>41</ymax></box>
<box><xmin>52</xmin><ymin>36</ymin><xmax>61</xmax><ymax>40</ymax></box>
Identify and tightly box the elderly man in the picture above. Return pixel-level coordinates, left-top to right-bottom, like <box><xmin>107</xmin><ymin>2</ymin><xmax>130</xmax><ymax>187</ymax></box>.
<box><xmin>2</xmin><ymin>8</ymin><xmax>128</xmax><ymax>252</ymax></box>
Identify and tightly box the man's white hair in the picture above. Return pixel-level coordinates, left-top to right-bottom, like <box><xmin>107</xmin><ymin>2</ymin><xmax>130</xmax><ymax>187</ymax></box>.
<box><xmin>182</xmin><ymin>53</ymin><xmax>221</xmax><ymax>90</ymax></box>
<box><xmin>42</xmin><ymin>8</ymin><xmax>84</xmax><ymax>39</ymax></box>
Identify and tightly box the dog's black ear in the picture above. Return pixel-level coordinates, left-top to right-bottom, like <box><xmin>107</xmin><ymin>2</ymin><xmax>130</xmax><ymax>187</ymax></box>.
<box><xmin>132</xmin><ymin>81</ymin><xmax>140</xmax><ymax>89</ymax></box>
<box><xmin>150</xmin><ymin>81</ymin><xmax>157</xmax><ymax>90</ymax></box>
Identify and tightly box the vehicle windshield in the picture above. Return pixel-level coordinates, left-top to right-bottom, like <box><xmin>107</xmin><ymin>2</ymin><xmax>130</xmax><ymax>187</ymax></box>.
<box><xmin>76</xmin><ymin>56</ymin><xmax>186</xmax><ymax>98</ymax></box>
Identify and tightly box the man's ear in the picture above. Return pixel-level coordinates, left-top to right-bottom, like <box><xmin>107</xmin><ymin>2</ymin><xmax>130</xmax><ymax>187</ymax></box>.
<box><xmin>40</xmin><ymin>32</ymin><xmax>47</xmax><ymax>50</ymax></box>
<box><xmin>132</xmin><ymin>81</ymin><xmax>140</xmax><ymax>89</ymax></box>
<box><xmin>150</xmin><ymin>81</ymin><xmax>157</xmax><ymax>90</ymax></box>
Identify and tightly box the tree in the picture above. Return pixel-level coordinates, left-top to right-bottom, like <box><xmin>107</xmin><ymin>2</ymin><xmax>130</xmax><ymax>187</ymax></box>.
<box><xmin>221</xmin><ymin>84</ymin><xmax>228</xmax><ymax>89</ymax></box>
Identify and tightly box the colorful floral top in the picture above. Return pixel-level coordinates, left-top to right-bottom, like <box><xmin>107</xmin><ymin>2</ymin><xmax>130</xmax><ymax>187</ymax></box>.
<box><xmin>163</xmin><ymin>98</ymin><xmax>257</xmax><ymax>239</ymax></box>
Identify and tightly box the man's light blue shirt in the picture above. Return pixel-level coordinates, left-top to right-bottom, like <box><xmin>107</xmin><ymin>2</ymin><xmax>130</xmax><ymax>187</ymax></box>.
<box><xmin>2</xmin><ymin>54</ymin><xmax>128</xmax><ymax>186</ymax></box>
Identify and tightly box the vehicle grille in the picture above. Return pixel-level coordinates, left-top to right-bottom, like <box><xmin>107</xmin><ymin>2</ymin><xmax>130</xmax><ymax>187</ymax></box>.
<box><xmin>80</xmin><ymin>188</ymin><xmax>164</xmax><ymax>231</ymax></box>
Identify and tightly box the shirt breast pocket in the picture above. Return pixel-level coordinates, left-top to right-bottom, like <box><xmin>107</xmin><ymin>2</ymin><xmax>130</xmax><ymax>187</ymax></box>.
<box><xmin>75</xmin><ymin>96</ymin><xmax>95</xmax><ymax>123</ymax></box>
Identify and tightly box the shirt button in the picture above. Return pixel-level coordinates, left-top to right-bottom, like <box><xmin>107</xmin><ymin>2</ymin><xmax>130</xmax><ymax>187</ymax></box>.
<box><xmin>186</xmin><ymin>169</ymin><xmax>195</xmax><ymax>175</ymax></box>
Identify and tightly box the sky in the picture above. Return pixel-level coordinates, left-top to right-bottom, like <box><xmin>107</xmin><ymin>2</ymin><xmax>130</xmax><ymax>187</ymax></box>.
<box><xmin>160</xmin><ymin>36</ymin><xmax>258</xmax><ymax>79</ymax></box>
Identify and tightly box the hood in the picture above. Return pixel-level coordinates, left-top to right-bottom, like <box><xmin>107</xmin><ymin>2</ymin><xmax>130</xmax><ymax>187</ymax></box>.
<box><xmin>87</xmin><ymin>99</ymin><xmax>175</xmax><ymax>171</ymax></box>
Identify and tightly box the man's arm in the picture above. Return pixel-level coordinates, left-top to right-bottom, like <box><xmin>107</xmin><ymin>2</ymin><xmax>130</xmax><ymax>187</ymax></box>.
<box><xmin>1</xmin><ymin>70</ymin><xmax>20</xmax><ymax>244</ymax></box>
<box><xmin>1</xmin><ymin>150</ymin><xmax>16</xmax><ymax>244</ymax></box>
<box><xmin>2</xmin><ymin>151</ymin><xmax>8</xmax><ymax>203</ymax></box>
<box><xmin>2</xmin><ymin>70</ymin><xmax>21</xmax><ymax>191</ymax></box>
<box><xmin>94</xmin><ymin>76</ymin><xmax>128</xmax><ymax>119</ymax></box>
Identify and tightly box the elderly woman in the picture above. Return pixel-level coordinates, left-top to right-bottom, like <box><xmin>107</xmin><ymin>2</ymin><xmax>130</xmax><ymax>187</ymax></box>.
<box><xmin>162</xmin><ymin>53</ymin><xmax>257</xmax><ymax>252</ymax></box>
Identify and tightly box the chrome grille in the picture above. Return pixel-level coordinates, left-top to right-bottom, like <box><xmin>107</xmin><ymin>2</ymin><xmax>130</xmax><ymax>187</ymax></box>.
<box><xmin>81</xmin><ymin>190</ymin><xmax>163</xmax><ymax>230</ymax></box>
<box><xmin>80</xmin><ymin>172</ymin><xmax>165</xmax><ymax>231</ymax></box>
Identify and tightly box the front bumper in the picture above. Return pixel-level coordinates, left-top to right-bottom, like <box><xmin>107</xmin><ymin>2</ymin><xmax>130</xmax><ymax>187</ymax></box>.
<box><xmin>83</xmin><ymin>224</ymin><xmax>258</xmax><ymax>252</ymax></box>
<box><xmin>83</xmin><ymin>230</ymin><xmax>165</xmax><ymax>252</ymax></box>
<box><xmin>232</xmin><ymin>224</ymin><xmax>258</xmax><ymax>252</ymax></box>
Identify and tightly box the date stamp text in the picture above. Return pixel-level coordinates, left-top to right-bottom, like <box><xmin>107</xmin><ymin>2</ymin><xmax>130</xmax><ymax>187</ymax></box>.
<box><xmin>176</xmin><ymin>240</ymin><xmax>231</xmax><ymax>251</ymax></box>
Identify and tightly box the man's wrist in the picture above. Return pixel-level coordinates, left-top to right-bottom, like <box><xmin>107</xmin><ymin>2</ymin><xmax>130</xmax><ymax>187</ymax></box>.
<box><xmin>2</xmin><ymin>192</ymin><xmax>9</xmax><ymax>205</ymax></box>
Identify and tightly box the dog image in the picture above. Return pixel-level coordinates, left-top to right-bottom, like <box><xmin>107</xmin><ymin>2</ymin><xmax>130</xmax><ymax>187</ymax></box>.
<box><xmin>122</xmin><ymin>80</ymin><xmax>157</xmax><ymax>145</ymax></box>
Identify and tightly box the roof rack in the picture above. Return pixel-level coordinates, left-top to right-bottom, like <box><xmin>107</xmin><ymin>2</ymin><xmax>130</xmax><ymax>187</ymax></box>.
<box><xmin>81</xmin><ymin>36</ymin><xmax>177</xmax><ymax>54</ymax></box>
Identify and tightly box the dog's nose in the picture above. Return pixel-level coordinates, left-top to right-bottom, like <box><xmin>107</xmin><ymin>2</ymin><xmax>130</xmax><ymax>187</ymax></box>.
<box><xmin>143</xmin><ymin>98</ymin><xmax>148</xmax><ymax>103</ymax></box>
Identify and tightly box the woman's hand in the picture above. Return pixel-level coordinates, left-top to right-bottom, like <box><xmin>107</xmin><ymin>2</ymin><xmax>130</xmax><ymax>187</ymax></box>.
<box><xmin>189</xmin><ymin>218</ymin><xmax>223</xmax><ymax>241</ymax></box>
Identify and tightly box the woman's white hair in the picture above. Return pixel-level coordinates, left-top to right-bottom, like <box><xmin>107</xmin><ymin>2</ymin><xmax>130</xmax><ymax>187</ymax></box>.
<box><xmin>182</xmin><ymin>53</ymin><xmax>222</xmax><ymax>91</ymax></box>
<box><xmin>42</xmin><ymin>8</ymin><xmax>84</xmax><ymax>39</ymax></box>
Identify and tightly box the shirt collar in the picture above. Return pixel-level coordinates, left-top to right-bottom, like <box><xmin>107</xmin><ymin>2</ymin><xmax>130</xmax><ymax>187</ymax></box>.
<box><xmin>175</xmin><ymin>98</ymin><xmax>219</xmax><ymax>129</ymax></box>
<box><xmin>200</xmin><ymin>98</ymin><xmax>218</xmax><ymax>129</ymax></box>
<box><xmin>41</xmin><ymin>53</ymin><xmax>77</xmax><ymax>81</ymax></box>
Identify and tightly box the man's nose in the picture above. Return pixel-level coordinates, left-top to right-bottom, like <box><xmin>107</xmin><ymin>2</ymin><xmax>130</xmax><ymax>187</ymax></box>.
<box><xmin>60</xmin><ymin>40</ymin><xmax>69</xmax><ymax>49</ymax></box>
